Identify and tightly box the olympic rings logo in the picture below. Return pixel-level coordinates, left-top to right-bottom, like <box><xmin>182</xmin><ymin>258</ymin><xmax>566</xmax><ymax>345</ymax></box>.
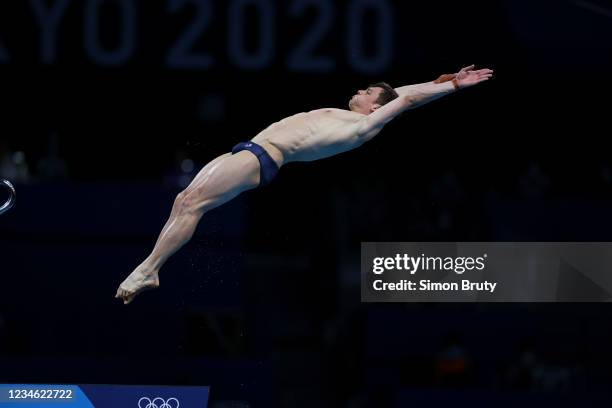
<box><xmin>138</xmin><ymin>397</ymin><xmax>180</xmax><ymax>408</ymax></box>
<box><xmin>0</xmin><ymin>179</ymin><xmax>15</xmax><ymax>216</ymax></box>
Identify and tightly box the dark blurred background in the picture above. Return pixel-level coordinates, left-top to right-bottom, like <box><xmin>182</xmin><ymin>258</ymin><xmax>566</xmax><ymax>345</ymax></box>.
<box><xmin>1</xmin><ymin>0</ymin><xmax>612</xmax><ymax>406</ymax></box>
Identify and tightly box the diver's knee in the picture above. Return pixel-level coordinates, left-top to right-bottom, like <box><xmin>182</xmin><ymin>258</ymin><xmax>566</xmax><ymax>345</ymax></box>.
<box><xmin>178</xmin><ymin>189</ymin><xmax>215</xmax><ymax>216</ymax></box>
<box><xmin>175</xmin><ymin>190</ymin><xmax>187</xmax><ymax>203</ymax></box>
<box><xmin>174</xmin><ymin>190</ymin><xmax>198</xmax><ymax>214</ymax></box>
<box><xmin>174</xmin><ymin>191</ymin><xmax>188</xmax><ymax>209</ymax></box>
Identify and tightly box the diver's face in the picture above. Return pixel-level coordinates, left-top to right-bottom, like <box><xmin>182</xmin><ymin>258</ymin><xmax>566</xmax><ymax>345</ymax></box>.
<box><xmin>348</xmin><ymin>86</ymin><xmax>383</xmax><ymax>114</ymax></box>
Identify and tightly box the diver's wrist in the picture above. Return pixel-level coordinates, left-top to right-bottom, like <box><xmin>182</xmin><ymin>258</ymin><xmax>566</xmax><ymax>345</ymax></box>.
<box><xmin>452</xmin><ymin>78</ymin><xmax>461</xmax><ymax>91</ymax></box>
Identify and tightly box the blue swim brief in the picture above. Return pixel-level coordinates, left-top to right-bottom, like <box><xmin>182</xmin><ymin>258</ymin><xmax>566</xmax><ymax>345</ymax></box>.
<box><xmin>231</xmin><ymin>141</ymin><xmax>279</xmax><ymax>186</ymax></box>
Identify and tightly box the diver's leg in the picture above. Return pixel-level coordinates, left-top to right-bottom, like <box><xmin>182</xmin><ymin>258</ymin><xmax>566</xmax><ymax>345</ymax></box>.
<box><xmin>116</xmin><ymin>151</ymin><xmax>261</xmax><ymax>304</ymax></box>
<box><xmin>153</xmin><ymin>153</ymin><xmax>230</xmax><ymax>248</ymax></box>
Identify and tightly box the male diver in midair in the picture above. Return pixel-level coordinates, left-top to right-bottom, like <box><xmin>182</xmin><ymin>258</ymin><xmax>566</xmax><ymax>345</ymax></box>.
<box><xmin>116</xmin><ymin>65</ymin><xmax>493</xmax><ymax>304</ymax></box>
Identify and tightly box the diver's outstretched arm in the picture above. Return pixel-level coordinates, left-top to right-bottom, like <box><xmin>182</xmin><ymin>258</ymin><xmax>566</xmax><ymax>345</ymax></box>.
<box><xmin>358</xmin><ymin>65</ymin><xmax>494</xmax><ymax>143</ymax></box>
<box><xmin>393</xmin><ymin>65</ymin><xmax>494</xmax><ymax>107</ymax></box>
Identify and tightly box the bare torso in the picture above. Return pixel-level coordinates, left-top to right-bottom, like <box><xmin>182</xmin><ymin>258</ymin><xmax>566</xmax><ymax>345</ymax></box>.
<box><xmin>251</xmin><ymin>108</ymin><xmax>367</xmax><ymax>168</ymax></box>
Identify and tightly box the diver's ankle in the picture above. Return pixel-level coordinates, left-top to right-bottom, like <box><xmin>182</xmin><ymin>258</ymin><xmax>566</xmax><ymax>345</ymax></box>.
<box><xmin>140</xmin><ymin>258</ymin><xmax>161</xmax><ymax>274</ymax></box>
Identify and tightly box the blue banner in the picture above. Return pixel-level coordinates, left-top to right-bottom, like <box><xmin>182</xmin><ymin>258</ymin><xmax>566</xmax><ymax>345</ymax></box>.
<box><xmin>0</xmin><ymin>385</ymin><xmax>209</xmax><ymax>408</ymax></box>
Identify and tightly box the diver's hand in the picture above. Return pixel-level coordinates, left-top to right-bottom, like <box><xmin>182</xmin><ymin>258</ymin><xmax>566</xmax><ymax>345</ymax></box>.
<box><xmin>455</xmin><ymin>65</ymin><xmax>494</xmax><ymax>88</ymax></box>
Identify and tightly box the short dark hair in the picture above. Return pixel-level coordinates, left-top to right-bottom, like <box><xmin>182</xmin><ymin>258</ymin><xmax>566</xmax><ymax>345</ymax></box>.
<box><xmin>370</xmin><ymin>82</ymin><xmax>399</xmax><ymax>105</ymax></box>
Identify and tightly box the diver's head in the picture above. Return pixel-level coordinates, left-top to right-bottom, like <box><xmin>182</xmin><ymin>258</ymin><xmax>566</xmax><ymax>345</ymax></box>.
<box><xmin>348</xmin><ymin>82</ymin><xmax>399</xmax><ymax>114</ymax></box>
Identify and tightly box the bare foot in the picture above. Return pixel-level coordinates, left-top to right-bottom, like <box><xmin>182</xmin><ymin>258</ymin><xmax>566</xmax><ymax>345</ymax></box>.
<box><xmin>115</xmin><ymin>263</ymin><xmax>160</xmax><ymax>305</ymax></box>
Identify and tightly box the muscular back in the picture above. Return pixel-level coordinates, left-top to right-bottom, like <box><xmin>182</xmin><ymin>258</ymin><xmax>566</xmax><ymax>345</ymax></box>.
<box><xmin>250</xmin><ymin>108</ymin><xmax>367</xmax><ymax>163</ymax></box>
